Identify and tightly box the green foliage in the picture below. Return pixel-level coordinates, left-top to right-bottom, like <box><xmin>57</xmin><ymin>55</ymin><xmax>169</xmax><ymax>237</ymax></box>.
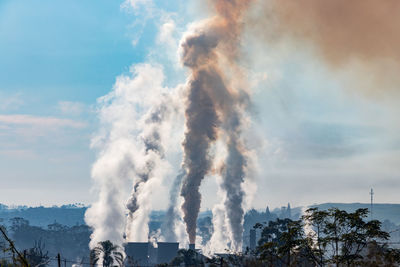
<box><xmin>90</xmin><ymin>240</ymin><xmax>124</xmax><ymax>267</ymax></box>
<box><xmin>206</xmin><ymin>254</ymin><xmax>265</xmax><ymax>267</ymax></box>
<box><xmin>303</xmin><ymin>208</ymin><xmax>390</xmax><ymax>266</ymax></box>
<box><xmin>255</xmin><ymin>218</ymin><xmax>307</xmax><ymax>266</ymax></box>
<box><xmin>170</xmin><ymin>249</ymin><xmax>205</xmax><ymax>266</ymax></box>
<box><xmin>24</xmin><ymin>240</ymin><xmax>50</xmax><ymax>267</ymax></box>
<box><xmin>255</xmin><ymin>207</ymin><xmax>397</xmax><ymax>266</ymax></box>
<box><xmin>9</xmin><ymin>217</ymin><xmax>90</xmax><ymax>261</ymax></box>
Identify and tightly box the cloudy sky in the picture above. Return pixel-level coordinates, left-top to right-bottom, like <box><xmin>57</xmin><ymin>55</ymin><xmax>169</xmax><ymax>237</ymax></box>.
<box><xmin>0</xmin><ymin>0</ymin><xmax>399</xmax><ymax>210</ymax></box>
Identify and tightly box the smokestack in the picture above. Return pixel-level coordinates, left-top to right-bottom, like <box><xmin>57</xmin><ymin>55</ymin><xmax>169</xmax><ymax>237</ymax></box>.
<box><xmin>189</xmin><ymin>243</ymin><xmax>195</xmax><ymax>251</ymax></box>
<box><xmin>125</xmin><ymin>101</ymin><xmax>171</xmax><ymax>242</ymax></box>
<box><xmin>179</xmin><ymin>0</ymin><xmax>253</xmax><ymax>251</ymax></box>
<box><xmin>85</xmin><ymin>64</ymin><xmax>174</xmax><ymax>247</ymax></box>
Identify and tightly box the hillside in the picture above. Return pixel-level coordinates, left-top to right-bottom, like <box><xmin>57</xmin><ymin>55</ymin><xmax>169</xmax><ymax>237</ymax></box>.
<box><xmin>312</xmin><ymin>203</ymin><xmax>400</xmax><ymax>224</ymax></box>
<box><xmin>0</xmin><ymin>204</ymin><xmax>86</xmax><ymax>227</ymax></box>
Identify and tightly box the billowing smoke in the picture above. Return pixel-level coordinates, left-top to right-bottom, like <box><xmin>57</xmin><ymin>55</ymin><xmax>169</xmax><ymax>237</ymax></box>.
<box><xmin>125</xmin><ymin>100</ymin><xmax>172</xmax><ymax>242</ymax></box>
<box><xmin>250</xmin><ymin>0</ymin><xmax>400</xmax><ymax>94</ymax></box>
<box><xmin>269</xmin><ymin>0</ymin><xmax>400</xmax><ymax>65</ymax></box>
<box><xmin>179</xmin><ymin>0</ymin><xmax>252</xmax><ymax>249</ymax></box>
<box><xmin>161</xmin><ymin>169</ymin><xmax>185</xmax><ymax>242</ymax></box>
<box><xmin>221</xmin><ymin>137</ymin><xmax>247</xmax><ymax>250</ymax></box>
<box><xmin>86</xmin><ymin>0</ymin><xmax>254</xmax><ymax>252</ymax></box>
<box><xmin>85</xmin><ymin>64</ymin><xmax>173</xmax><ymax>247</ymax></box>
<box><xmin>179</xmin><ymin>70</ymin><xmax>219</xmax><ymax>245</ymax></box>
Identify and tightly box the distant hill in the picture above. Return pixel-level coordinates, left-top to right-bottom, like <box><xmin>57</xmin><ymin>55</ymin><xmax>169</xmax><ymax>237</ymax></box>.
<box><xmin>0</xmin><ymin>204</ymin><xmax>87</xmax><ymax>227</ymax></box>
<box><xmin>312</xmin><ymin>203</ymin><xmax>400</xmax><ymax>224</ymax></box>
<box><xmin>1</xmin><ymin>202</ymin><xmax>399</xmax><ymax>229</ymax></box>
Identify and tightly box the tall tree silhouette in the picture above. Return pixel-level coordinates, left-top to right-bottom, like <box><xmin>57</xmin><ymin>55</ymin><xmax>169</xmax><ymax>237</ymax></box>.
<box><xmin>90</xmin><ymin>240</ymin><xmax>123</xmax><ymax>267</ymax></box>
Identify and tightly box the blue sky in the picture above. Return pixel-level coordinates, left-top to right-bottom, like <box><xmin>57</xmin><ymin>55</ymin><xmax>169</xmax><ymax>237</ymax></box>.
<box><xmin>0</xmin><ymin>0</ymin><xmax>150</xmax><ymax>107</ymax></box>
<box><xmin>0</xmin><ymin>0</ymin><xmax>163</xmax><ymax>205</ymax></box>
<box><xmin>0</xmin><ymin>0</ymin><xmax>399</xmax><ymax>209</ymax></box>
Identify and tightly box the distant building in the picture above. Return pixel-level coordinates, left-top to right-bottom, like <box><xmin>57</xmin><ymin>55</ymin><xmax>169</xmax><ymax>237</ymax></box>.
<box><xmin>124</xmin><ymin>242</ymin><xmax>149</xmax><ymax>266</ymax></box>
<box><xmin>124</xmin><ymin>241</ymin><xmax>179</xmax><ymax>266</ymax></box>
<box><xmin>157</xmin><ymin>242</ymin><xmax>179</xmax><ymax>265</ymax></box>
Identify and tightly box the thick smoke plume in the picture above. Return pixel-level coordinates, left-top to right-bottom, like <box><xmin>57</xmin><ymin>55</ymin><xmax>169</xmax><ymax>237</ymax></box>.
<box><xmin>125</xmin><ymin>100</ymin><xmax>172</xmax><ymax>242</ymax></box>
<box><xmin>85</xmin><ymin>64</ymin><xmax>173</xmax><ymax>247</ymax></box>
<box><xmin>269</xmin><ymin>0</ymin><xmax>400</xmax><ymax>65</ymax></box>
<box><xmin>250</xmin><ymin>0</ymin><xmax>400</xmax><ymax>94</ymax></box>
<box><xmin>179</xmin><ymin>0</ymin><xmax>252</xmax><ymax>249</ymax></box>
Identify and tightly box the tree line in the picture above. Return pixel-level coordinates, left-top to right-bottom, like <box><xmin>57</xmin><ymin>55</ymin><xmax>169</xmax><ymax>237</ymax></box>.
<box><xmin>170</xmin><ymin>208</ymin><xmax>400</xmax><ymax>267</ymax></box>
<box><xmin>2</xmin><ymin>207</ymin><xmax>400</xmax><ymax>266</ymax></box>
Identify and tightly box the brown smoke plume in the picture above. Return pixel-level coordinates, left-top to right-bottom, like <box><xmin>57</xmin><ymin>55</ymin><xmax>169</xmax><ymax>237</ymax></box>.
<box><xmin>268</xmin><ymin>0</ymin><xmax>400</xmax><ymax>65</ymax></box>
<box><xmin>179</xmin><ymin>0</ymin><xmax>252</xmax><ymax>246</ymax></box>
<box><xmin>249</xmin><ymin>0</ymin><xmax>400</xmax><ymax>95</ymax></box>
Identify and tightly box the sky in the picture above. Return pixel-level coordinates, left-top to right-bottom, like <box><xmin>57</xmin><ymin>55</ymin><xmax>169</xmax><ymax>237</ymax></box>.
<box><xmin>0</xmin><ymin>0</ymin><xmax>399</xmax><ymax>210</ymax></box>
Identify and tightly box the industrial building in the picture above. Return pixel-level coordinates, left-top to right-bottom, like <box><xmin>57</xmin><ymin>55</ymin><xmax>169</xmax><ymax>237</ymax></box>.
<box><xmin>124</xmin><ymin>241</ymin><xmax>179</xmax><ymax>266</ymax></box>
<box><xmin>157</xmin><ymin>242</ymin><xmax>179</xmax><ymax>264</ymax></box>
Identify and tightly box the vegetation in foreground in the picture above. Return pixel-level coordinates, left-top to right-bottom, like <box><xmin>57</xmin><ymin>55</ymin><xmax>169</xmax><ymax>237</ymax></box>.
<box><xmin>1</xmin><ymin>208</ymin><xmax>400</xmax><ymax>266</ymax></box>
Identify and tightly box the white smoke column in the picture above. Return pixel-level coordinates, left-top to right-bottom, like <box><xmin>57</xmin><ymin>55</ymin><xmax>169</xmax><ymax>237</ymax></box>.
<box><xmin>179</xmin><ymin>0</ymin><xmax>253</xmax><ymax>249</ymax></box>
<box><xmin>220</xmin><ymin>112</ymin><xmax>249</xmax><ymax>251</ymax></box>
<box><xmin>125</xmin><ymin>99</ymin><xmax>173</xmax><ymax>242</ymax></box>
<box><xmin>161</xmin><ymin>170</ymin><xmax>186</xmax><ymax>242</ymax></box>
<box><xmin>85</xmin><ymin>64</ymin><xmax>172</xmax><ymax>247</ymax></box>
<box><xmin>207</xmin><ymin>203</ymin><xmax>230</xmax><ymax>253</ymax></box>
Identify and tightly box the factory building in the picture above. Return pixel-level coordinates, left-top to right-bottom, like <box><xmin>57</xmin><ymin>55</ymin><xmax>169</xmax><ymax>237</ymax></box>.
<box><xmin>157</xmin><ymin>242</ymin><xmax>179</xmax><ymax>264</ymax></box>
<box><xmin>124</xmin><ymin>242</ymin><xmax>150</xmax><ymax>266</ymax></box>
<box><xmin>124</xmin><ymin>241</ymin><xmax>179</xmax><ymax>266</ymax></box>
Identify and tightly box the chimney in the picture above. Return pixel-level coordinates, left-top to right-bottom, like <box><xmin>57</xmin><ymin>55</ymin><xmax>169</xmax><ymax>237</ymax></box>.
<box><xmin>189</xmin><ymin>243</ymin><xmax>195</xmax><ymax>251</ymax></box>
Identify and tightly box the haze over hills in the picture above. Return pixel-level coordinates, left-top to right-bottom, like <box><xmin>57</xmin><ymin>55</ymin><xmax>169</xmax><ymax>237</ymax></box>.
<box><xmin>313</xmin><ymin>203</ymin><xmax>400</xmax><ymax>225</ymax></box>
<box><xmin>1</xmin><ymin>202</ymin><xmax>400</xmax><ymax>263</ymax></box>
<box><xmin>1</xmin><ymin>202</ymin><xmax>399</xmax><ymax>228</ymax></box>
<box><xmin>0</xmin><ymin>204</ymin><xmax>86</xmax><ymax>227</ymax></box>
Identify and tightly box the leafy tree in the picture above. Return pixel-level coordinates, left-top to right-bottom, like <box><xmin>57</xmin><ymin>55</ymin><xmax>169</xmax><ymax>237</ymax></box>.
<box><xmin>170</xmin><ymin>249</ymin><xmax>205</xmax><ymax>266</ymax></box>
<box><xmin>9</xmin><ymin>218</ymin><xmax>91</xmax><ymax>261</ymax></box>
<box><xmin>0</xmin><ymin>225</ymin><xmax>29</xmax><ymax>267</ymax></box>
<box><xmin>255</xmin><ymin>218</ymin><xmax>307</xmax><ymax>266</ymax></box>
<box><xmin>25</xmin><ymin>239</ymin><xmax>50</xmax><ymax>267</ymax></box>
<box><xmin>302</xmin><ymin>208</ymin><xmax>390</xmax><ymax>266</ymax></box>
<box><xmin>301</xmin><ymin>208</ymin><xmax>330</xmax><ymax>266</ymax></box>
<box><xmin>206</xmin><ymin>253</ymin><xmax>264</xmax><ymax>267</ymax></box>
<box><xmin>255</xmin><ymin>208</ymin><xmax>397</xmax><ymax>266</ymax></box>
<box><xmin>360</xmin><ymin>240</ymin><xmax>400</xmax><ymax>267</ymax></box>
<box><xmin>90</xmin><ymin>240</ymin><xmax>124</xmax><ymax>267</ymax></box>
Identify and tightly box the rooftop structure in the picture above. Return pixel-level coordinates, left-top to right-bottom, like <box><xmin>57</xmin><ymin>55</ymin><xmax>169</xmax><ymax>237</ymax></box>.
<box><xmin>124</xmin><ymin>241</ymin><xmax>179</xmax><ymax>266</ymax></box>
<box><xmin>157</xmin><ymin>242</ymin><xmax>179</xmax><ymax>265</ymax></box>
<box><xmin>124</xmin><ymin>242</ymin><xmax>149</xmax><ymax>266</ymax></box>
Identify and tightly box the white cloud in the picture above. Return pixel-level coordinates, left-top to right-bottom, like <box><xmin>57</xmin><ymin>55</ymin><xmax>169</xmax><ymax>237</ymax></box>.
<box><xmin>58</xmin><ymin>101</ymin><xmax>85</xmax><ymax>116</ymax></box>
<box><xmin>158</xmin><ymin>18</ymin><xmax>177</xmax><ymax>48</ymax></box>
<box><xmin>122</xmin><ymin>0</ymin><xmax>154</xmax><ymax>11</ymax></box>
<box><xmin>0</xmin><ymin>114</ymin><xmax>86</xmax><ymax>129</ymax></box>
<box><xmin>0</xmin><ymin>92</ymin><xmax>24</xmax><ymax>111</ymax></box>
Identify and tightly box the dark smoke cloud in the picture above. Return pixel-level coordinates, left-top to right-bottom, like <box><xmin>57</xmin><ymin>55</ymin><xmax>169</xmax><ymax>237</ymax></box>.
<box><xmin>179</xmin><ymin>0</ymin><xmax>252</xmax><ymax>248</ymax></box>
<box><xmin>220</xmin><ymin>109</ymin><xmax>247</xmax><ymax>250</ymax></box>
<box><xmin>180</xmin><ymin>73</ymin><xmax>219</xmax><ymax>244</ymax></box>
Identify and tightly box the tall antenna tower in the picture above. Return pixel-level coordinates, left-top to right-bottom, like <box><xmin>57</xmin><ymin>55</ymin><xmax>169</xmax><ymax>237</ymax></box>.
<box><xmin>370</xmin><ymin>188</ymin><xmax>374</xmax><ymax>220</ymax></box>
